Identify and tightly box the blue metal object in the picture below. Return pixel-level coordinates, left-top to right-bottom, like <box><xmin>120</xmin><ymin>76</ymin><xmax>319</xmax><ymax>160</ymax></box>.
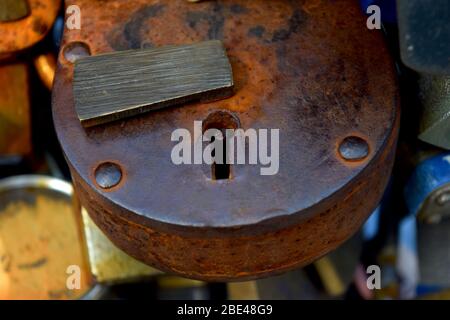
<box><xmin>52</xmin><ymin>16</ymin><xmax>64</xmax><ymax>50</ymax></box>
<box><xmin>397</xmin><ymin>214</ymin><xmax>419</xmax><ymax>299</ymax></box>
<box><xmin>362</xmin><ymin>206</ymin><xmax>380</xmax><ymax>241</ymax></box>
<box><xmin>404</xmin><ymin>152</ymin><xmax>450</xmax><ymax>217</ymax></box>
<box><xmin>401</xmin><ymin>152</ymin><xmax>450</xmax><ymax>298</ymax></box>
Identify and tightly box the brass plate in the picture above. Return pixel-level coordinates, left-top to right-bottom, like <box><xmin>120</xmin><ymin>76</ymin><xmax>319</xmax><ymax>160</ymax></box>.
<box><xmin>73</xmin><ymin>40</ymin><xmax>234</xmax><ymax>127</ymax></box>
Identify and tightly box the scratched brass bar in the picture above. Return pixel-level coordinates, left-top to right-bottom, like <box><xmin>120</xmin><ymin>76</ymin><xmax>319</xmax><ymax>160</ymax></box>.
<box><xmin>73</xmin><ymin>40</ymin><xmax>234</xmax><ymax>127</ymax></box>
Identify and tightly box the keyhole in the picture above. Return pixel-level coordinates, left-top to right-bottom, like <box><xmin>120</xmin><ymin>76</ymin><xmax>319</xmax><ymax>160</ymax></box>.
<box><xmin>211</xmin><ymin>133</ymin><xmax>230</xmax><ymax>180</ymax></box>
<box><xmin>203</xmin><ymin>111</ymin><xmax>240</xmax><ymax>181</ymax></box>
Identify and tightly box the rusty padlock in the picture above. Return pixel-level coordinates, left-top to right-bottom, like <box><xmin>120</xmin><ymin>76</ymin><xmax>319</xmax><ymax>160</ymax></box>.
<box><xmin>52</xmin><ymin>0</ymin><xmax>399</xmax><ymax>281</ymax></box>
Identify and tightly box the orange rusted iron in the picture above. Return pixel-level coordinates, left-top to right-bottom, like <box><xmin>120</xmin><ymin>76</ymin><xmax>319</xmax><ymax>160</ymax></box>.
<box><xmin>0</xmin><ymin>62</ymin><xmax>31</xmax><ymax>157</ymax></box>
<box><xmin>0</xmin><ymin>0</ymin><xmax>60</xmax><ymax>55</ymax></box>
<box><xmin>53</xmin><ymin>0</ymin><xmax>400</xmax><ymax>281</ymax></box>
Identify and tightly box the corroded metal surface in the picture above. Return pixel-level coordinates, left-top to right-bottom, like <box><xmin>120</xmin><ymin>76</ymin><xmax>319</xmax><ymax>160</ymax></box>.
<box><xmin>0</xmin><ymin>62</ymin><xmax>31</xmax><ymax>157</ymax></box>
<box><xmin>53</xmin><ymin>0</ymin><xmax>400</xmax><ymax>280</ymax></box>
<box><xmin>0</xmin><ymin>0</ymin><xmax>60</xmax><ymax>54</ymax></box>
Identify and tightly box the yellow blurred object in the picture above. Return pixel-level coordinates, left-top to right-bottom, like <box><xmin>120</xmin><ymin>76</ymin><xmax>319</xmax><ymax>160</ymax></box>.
<box><xmin>314</xmin><ymin>256</ymin><xmax>345</xmax><ymax>297</ymax></box>
<box><xmin>420</xmin><ymin>289</ymin><xmax>450</xmax><ymax>300</ymax></box>
<box><xmin>157</xmin><ymin>276</ymin><xmax>205</xmax><ymax>289</ymax></box>
<box><xmin>34</xmin><ymin>53</ymin><xmax>56</xmax><ymax>90</ymax></box>
<box><xmin>228</xmin><ymin>281</ymin><xmax>259</xmax><ymax>300</ymax></box>
<box><xmin>81</xmin><ymin>207</ymin><xmax>161</xmax><ymax>284</ymax></box>
<box><xmin>0</xmin><ymin>176</ymin><xmax>94</xmax><ymax>300</ymax></box>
